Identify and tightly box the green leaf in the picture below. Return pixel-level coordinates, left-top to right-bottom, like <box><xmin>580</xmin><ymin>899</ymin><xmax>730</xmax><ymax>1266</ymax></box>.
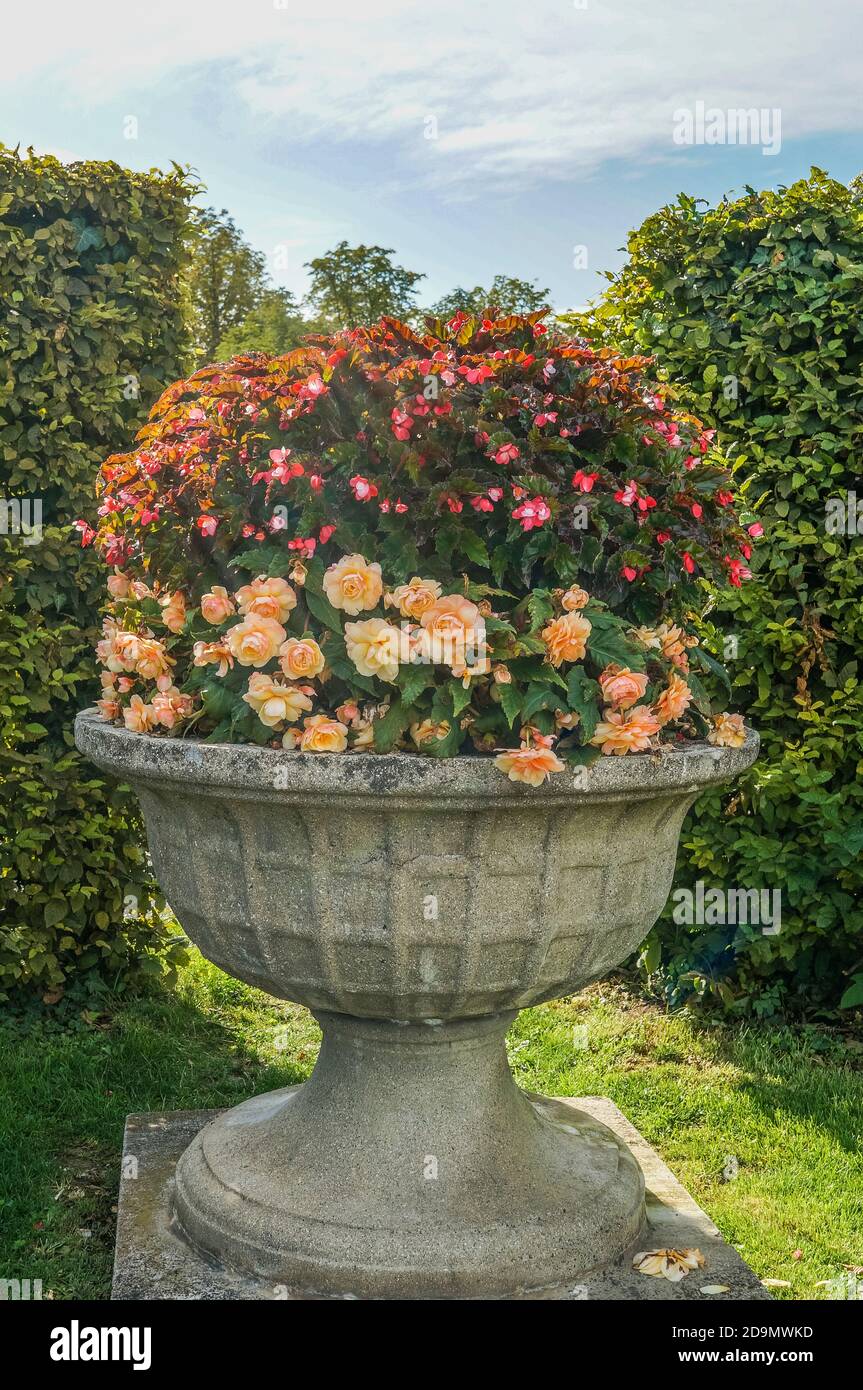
<box><xmin>372</xmin><ymin>700</ymin><xmax>412</xmax><ymax>753</ymax></box>
<box><xmin>499</xmin><ymin>682</ymin><xmax>523</xmax><ymax>728</ymax></box>
<box><xmin>566</xmin><ymin>666</ymin><xmax>601</xmax><ymax>740</ymax></box>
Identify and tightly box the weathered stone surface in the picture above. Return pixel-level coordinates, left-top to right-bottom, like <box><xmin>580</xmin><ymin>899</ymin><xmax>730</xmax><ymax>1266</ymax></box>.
<box><xmin>75</xmin><ymin>711</ymin><xmax>759</xmax><ymax>1298</ymax></box>
<box><xmin>75</xmin><ymin>713</ymin><xmax>759</xmax><ymax>1019</ymax></box>
<box><xmin>114</xmin><ymin>1098</ymin><xmax>771</xmax><ymax>1301</ymax></box>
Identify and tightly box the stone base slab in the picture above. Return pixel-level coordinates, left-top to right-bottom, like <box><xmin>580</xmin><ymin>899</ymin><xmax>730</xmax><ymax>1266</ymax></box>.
<box><xmin>112</xmin><ymin>1097</ymin><xmax>770</xmax><ymax>1301</ymax></box>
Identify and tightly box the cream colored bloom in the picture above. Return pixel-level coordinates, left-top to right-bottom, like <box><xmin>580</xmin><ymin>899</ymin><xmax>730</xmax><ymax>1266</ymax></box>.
<box><xmin>226</xmin><ymin>613</ymin><xmax>286</xmax><ymax>667</ymax></box>
<box><xmin>132</xmin><ymin>637</ymin><xmax>173</xmax><ymax>682</ymax></box>
<box><xmin>299</xmin><ymin>714</ymin><xmax>349</xmax><ymax>752</ymax></box>
<box><xmin>235</xmin><ymin>575</ymin><xmax>297</xmax><ymax>623</ymax></box>
<box><xmin>561</xmin><ymin>586</ymin><xmax>590</xmax><ymax>612</ymax></box>
<box><xmin>107</xmin><ymin>569</ymin><xmax>131</xmax><ymax>600</ymax></box>
<box><xmin>492</xmin><ymin>664</ymin><xmax>512</xmax><ymax>685</ymax></box>
<box><xmin>344</xmin><ymin>618</ymin><xmax>402</xmax><ymax>683</ymax></box>
<box><xmin>385</xmin><ymin>576</ymin><xmax>442</xmax><ymax>620</ymax></box>
<box><xmin>279</xmin><ymin>637</ymin><xmax>326</xmax><ymax>681</ymax></box>
<box><xmin>122</xmin><ymin>694</ymin><xmax>157</xmax><ymax>733</ymax></box>
<box><xmin>657</xmin><ymin>622</ymin><xmax>689</xmax><ymax>668</ymax></box>
<box><xmin>590</xmin><ymin>705</ymin><xmax>661</xmax><ymax>755</ymax></box>
<box><xmin>630</xmin><ymin>625</ymin><xmax>662</xmax><ymax>650</ymax></box>
<box><xmin>152</xmin><ymin>683</ymin><xmax>194</xmax><ymax>729</ymax></box>
<box><xmin>655</xmin><ymin>673</ymin><xmax>693</xmax><ymax>726</ymax></box>
<box><xmin>633</xmin><ymin>1248</ymin><xmax>705</xmax><ymax>1282</ymax></box>
<box><xmin>193</xmin><ymin>639</ymin><xmax>233</xmax><ymax>678</ymax></box>
<box><xmin>708</xmin><ymin>712</ymin><xmax>746</xmax><ymax>748</ymax></box>
<box><xmin>200</xmin><ymin>585</ymin><xmax>235</xmax><ymax>625</ymax></box>
<box><xmin>420</xmin><ymin>594</ymin><xmax>485</xmax><ymax>675</ymax></box>
<box><xmin>96</xmin><ymin>695</ymin><xmax>120</xmax><ymax>721</ymax></box>
<box><xmin>598</xmin><ymin>665</ymin><xmax>649</xmax><ymax>711</ymax></box>
<box><xmin>350</xmin><ymin>722</ymin><xmax>376</xmax><ymax>750</ymax></box>
<box><xmin>242</xmin><ymin>673</ymin><xmax>312</xmax><ymax>729</ymax></box>
<box><xmin>410</xmin><ymin>719</ymin><xmax>451</xmax><ymax>748</ymax></box>
<box><xmin>541</xmin><ymin>612</ymin><xmax>591</xmax><ymax>667</ymax></box>
<box><xmin>323</xmin><ymin>553</ymin><xmax>383</xmax><ymax>615</ymax></box>
<box><xmin>494</xmin><ymin>744</ymin><xmax>565</xmax><ymax>787</ymax></box>
<box><xmin>160</xmin><ymin>591</ymin><xmax>186</xmax><ymax>634</ymax></box>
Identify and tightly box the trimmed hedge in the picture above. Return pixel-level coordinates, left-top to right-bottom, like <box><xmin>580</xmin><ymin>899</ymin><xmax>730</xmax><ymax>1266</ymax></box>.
<box><xmin>577</xmin><ymin>170</ymin><xmax>863</xmax><ymax>1016</ymax></box>
<box><xmin>0</xmin><ymin>148</ymin><xmax>194</xmax><ymax>999</ymax></box>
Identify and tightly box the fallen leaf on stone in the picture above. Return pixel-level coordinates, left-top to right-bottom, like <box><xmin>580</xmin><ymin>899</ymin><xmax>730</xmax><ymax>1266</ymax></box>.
<box><xmin>762</xmin><ymin>1278</ymin><xmax>791</xmax><ymax>1288</ymax></box>
<box><xmin>700</xmin><ymin>1284</ymin><xmax>731</xmax><ymax>1295</ymax></box>
<box><xmin>633</xmin><ymin>1248</ymin><xmax>705</xmax><ymax>1281</ymax></box>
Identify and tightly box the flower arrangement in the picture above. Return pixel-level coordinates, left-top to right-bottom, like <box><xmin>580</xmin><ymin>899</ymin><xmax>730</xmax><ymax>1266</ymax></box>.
<box><xmin>81</xmin><ymin>310</ymin><xmax>757</xmax><ymax>784</ymax></box>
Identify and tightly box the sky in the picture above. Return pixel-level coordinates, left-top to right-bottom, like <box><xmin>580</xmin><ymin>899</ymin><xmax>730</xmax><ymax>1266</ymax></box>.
<box><xmin>2</xmin><ymin>0</ymin><xmax>862</xmax><ymax>312</ymax></box>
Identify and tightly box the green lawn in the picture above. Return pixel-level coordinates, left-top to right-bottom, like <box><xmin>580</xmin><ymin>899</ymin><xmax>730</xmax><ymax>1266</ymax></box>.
<box><xmin>1</xmin><ymin>953</ymin><xmax>860</xmax><ymax>1300</ymax></box>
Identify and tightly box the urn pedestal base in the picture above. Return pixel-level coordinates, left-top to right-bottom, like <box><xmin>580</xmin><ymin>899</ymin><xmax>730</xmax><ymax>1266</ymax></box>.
<box><xmin>173</xmin><ymin>1011</ymin><xmax>645</xmax><ymax>1299</ymax></box>
<box><xmin>113</xmin><ymin>1095</ymin><xmax>772</xmax><ymax>1301</ymax></box>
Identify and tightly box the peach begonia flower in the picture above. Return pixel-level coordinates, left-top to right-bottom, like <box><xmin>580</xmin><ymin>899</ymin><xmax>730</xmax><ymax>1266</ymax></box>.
<box><xmin>541</xmin><ymin>612</ymin><xmax>592</xmax><ymax>668</ymax></box>
<box><xmin>131</xmin><ymin>580</ymin><xmax>152</xmax><ymax>600</ymax></box>
<box><xmin>561</xmin><ymin>586</ymin><xmax>590</xmax><ymax>612</ymax></box>
<box><xmin>350</xmin><ymin>720</ymin><xmax>376</xmax><ymax>750</ymax></box>
<box><xmin>96</xmin><ymin>695</ymin><xmax>120</xmax><ymax>721</ymax></box>
<box><xmin>107</xmin><ymin>569</ymin><xmax>131</xmax><ymax>600</ymax></box>
<box><xmin>336</xmin><ymin>700</ymin><xmax>361</xmax><ymax>725</ymax></box>
<box><xmin>122</xmin><ymin>694</ymin><xmax>157</xmax><ymax>734</ymax></box>
<box><xmin>590</xmin><ymin>705</ymin><xmax>661</xmax><ymax>755</ymax></box>
<box><xmin>160</xmin><ymin>591</ymin><xmax>186</xmax><ymax>634</ymax></box>
<box><xmin>242</xmin><ymin>673</ymin><xmax>313</xmax><ymax>729</ymax></box>
<box><xmin>492</xmin><ymin>664</ymin><xmax>512</xmax><ymax>685</ymax></box>
<box><xmin>226</xmin><ymin>613</ymin><xmax>286</xmax><ymax>667</ymax></box>
<box><xmin>555</xmin><ymin>710</ymin><xmax>580</xmax><ymax>730</ymax></box>
<box><xmin>630</xmin><ymin>625</ymin><xmax>662</xmax><ymax>650</ymax></box>
<box><xmin>200</xmin><ymin>585</ymin><xmax>235</xmax><ymax>625</ymax></box>
<box><xmin>323</xmin><ymin>553</ymin><xmax>383</xmax><ymax>615</ymax></box>
<box><xmin>411</xmin><ymin>719</ymin><xmax>451</xmax><ymax>748</ymax></box>
<box><xmin>152</xmin><ymin>683</ymin><xmax>194</xmax><ymax>729</ymax></box>
<box><xmin>289</xmin><ymin>560</ymin><xmax>308</xmax><ymax>586</ymax></box>
<box><xmin>344</xmin><ymin>618</ymin><xmax>402</xmax><ymax>683</ymax></box>
<box><xmin>654</xmin><ymin>672</ymin><xmax>693</xmax><ymax>726</ymax></box>
<box><xmin>708</xmin><ymin>712</ymin><xmax>746</xmax><ymax>748</ymax></box>
<box><xmin>279</xmin><ymin>636</ymin><xmax>326</xmax><ymax>681</ymax></box>
<box><xmin>132</xmin><ymin>637</ymin><xmax>173</xmax><ymax>682</ymax></box>
<box><xmin>299</xmin><ymin>714</ymin><xmax>349</xmax><ymax>753</ymax></box>
<box><xmin>193</xmin><ymin>639</ymin><xmax>233</xmax><ymax>678</ymax></box>
<box><xmin>657</xmin><ymin>622</ymin><xmax>689</xmax><ymax>667</ymax></box>
<box><xmin>419</xmin><ymin>595</ymin><xmax>485</xmax><ymax>675</ymax></box>
<box><xmin>494</xmin><ymin>743</ymin><xmax>565</xmax><ymax>787</ymax></box>
<box><xmin>458</xmin><ymin>655</ymin><xmax>491</xmax><ymax>688</ymax></box>
<box><xmin>385</xmin><ymin>576</ymin><xmax>442</xmax><ymax>620</ymax></box>
<box><xmin>598</xmin><ymin>665</ymin><xmax>649</xmax><ymax>711</ymax></box>
<box><xmin>235</xmin><ymin>575</ymin><xmax>297</xmax><ymax>623</ymax></box>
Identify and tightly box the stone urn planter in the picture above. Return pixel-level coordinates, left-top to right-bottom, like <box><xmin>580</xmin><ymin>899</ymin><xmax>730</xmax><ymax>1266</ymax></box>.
<box><xmin>76</xmin><ymin>710</ymin><xmax>757</xmax><ymax>1298</ymax></box>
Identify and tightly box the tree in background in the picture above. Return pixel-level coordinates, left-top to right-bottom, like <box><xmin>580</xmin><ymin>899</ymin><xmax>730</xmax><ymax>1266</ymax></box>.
<box><xmin>188</xmin><ymin>207</ymin><xmax>269</xmax><ymax>362</ymax></box>
<box><xmin>575</xmin><ymin>170</ymin><xmax>863</xmax><ymax>1017</ymax></box>
<box><xmin>216</xmin><ymin>287</ymin><xmax>310</xmax><ymax>359</ymax></box>
<box><xmin>428</xmin><ymin>274</ymin><xmax>549</xmax><ymax>320</ymax></box>
<box><xmin>305</xmin><ymin>240</ymin><xmax>425</xmax><ymax>328</ymax></box>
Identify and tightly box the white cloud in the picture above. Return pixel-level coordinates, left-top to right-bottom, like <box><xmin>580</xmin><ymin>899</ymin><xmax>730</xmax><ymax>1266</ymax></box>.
<box><xmin>6</xmin><ymin>0</ymin><xmax>863</xmax><ymax>192</ymax></box>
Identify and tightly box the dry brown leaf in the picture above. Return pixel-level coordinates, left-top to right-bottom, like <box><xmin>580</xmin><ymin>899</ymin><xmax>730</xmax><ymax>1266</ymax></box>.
<box><xmin>700</xmin><ymin>1284</ymin><xmax>731</xmax><ymax>1295</ymax></box>
<box><xmin>633</xmin><ymin>1248</ymin><xmax>706</xmax><ymax>1282</ymax></box>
